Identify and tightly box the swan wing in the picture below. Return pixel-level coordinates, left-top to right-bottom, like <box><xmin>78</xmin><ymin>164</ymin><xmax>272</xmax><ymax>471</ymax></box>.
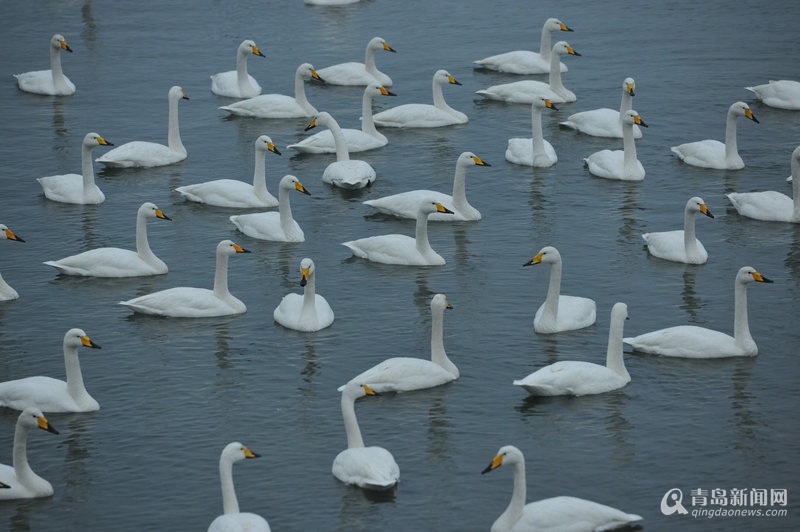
<box><xmin>476</xmin><ymin>80</ymin><xmax>566</xmax><ymax>104</ymax></box>
<box><xmin>642</xmin><ymin>230</ymin><xmax>707</xmax><ymax>264</ymax></box>
<box><xmin>0</xmin><ymin>376</ymin><xmax>92</xmax><ymax>413</ymax></box>
<box><xmin>506</xmin><ymin>137</ymin><xmax>557</xmax><ymax>167</ymax></box>
<box><xmin>220</xmin><ymin>93</ymin><xmax>312</xmax><ymax>118</ymax></box>
<box><xmin>208</xmin><ymin>512</ymin><xmax>271</xmax><ymax>532</ymax></box>
<box><xmin>96</xmin><ymin>141</ymin><xmax>185</xmax><ymax>168</ymax></box>
<box><xmin>727</xmin><ymin>191</ymin><xmax>794</xmax><ymax>222</ymax></box>
<box><xmin>671</xmin><ymin>140</ymin><xmax>730</xmax><ymax>169</ymax></box>
<box><xmin>177</xmin><ymin>180</ymin><xmax>276</xmax><ymax>208</ymax></box>
<box><xmin>514</xmin><ymin>361</ymin><xmax>626</xmax><ymax>396</ymax></box>
<box><xmin>560</xmin><ymin>108</ymin><xmax>642</xmax><ymax>138</ymax></box>
<box><xmin>120</xmin><ymin>287</ymin><xmax>244</xmax><ymax>318</ymax></box>
<box><xmin>332</xmin><ymin>447</ymin><xmax>399</xmax><ymax>490</ymax></box>
<box><xmin>211</xmin><ymin>71</ymin><xmax>262</xmax><ymax>98</ymax></box>
<box><xmin>515</xmin><ymin>496</ymin><xmax>642</xmax><ymax>532</ymax></box>
<box><xmin>364</xmin><ymin>190</ymin><xmax>461</xmax><ymax>220</ymax></box>
<box><xmin>37</xmin><ymin>174</ymin><xmax>104</xmax><ymax>204</ymax></box>
<box><xmin>343</xmin><ymin>235</ymin><xmax>439</xmax><ymax>265</ymax></box>
<box><xmin>624</xmin><ymin>325</ymin><xmax>751</xmax><ymax>358</ymax></box>
<box><xmin>345</xmin><ymin>358</ymin><xmax>456</xmax><ymax>393</ymax></box>
<box><xmin>323</xmin><ymin>160</ymin><xmax>376</xmax><ymax>189</ymax></box>
<box><xmin>372</xmin><ymin>104</ymin><xmax>467</xmax><ymax>128</ymax></box>
<box><xmin>474</xmin><ymin>50</ymin><xmax>566</xmax><ymax>74</ymax></box>
<box><xmin>45</xmin><ymin>248</ymin><xmax>166</xmax><ymax>277</ymax></box>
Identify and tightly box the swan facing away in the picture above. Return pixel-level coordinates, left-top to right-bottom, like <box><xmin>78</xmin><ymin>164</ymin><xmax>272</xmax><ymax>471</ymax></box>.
<box><xmin>364</xmin><ymin>151</ymin><xmax>490</xmax><ymax>221</ymax></box>
<box><xmin>0</xmin><ymin>328</ymin><xmax>101</xmax><ymax>413</ymax></box>
<box><xmin>119</xmin><ymin>240</ymin><xmax>251</xmax><ymax>318</ymax></box>
<box><xmin>1</xmin><ymin>224</ymin><xmax>25</xmax><ymax>301</ymax></box>
<box><xmin>44</xmin><ymin>202</ymin><xmax>171</xmax><ymax>277</ymax></box>
<box><xmin>505</xmin><ymin>98</ymin><xmax>558</xmax><ymax>167</ymax></box>
<box><xmin>229</xmin><ymin>175</ymin><xmax>311</xmax><ymax>242</ymax></box>
<box><xmin>333</xmin><ymin>383</ymin><xmax>399</xmax><ymax>490</ymax></box>
<box><xmin>176</xmin><ymin>135</ymin><xmax>282</xmax><ymax>208</ymax></box>
<box><xmin>339</xmin><ymin>293</ymin><xmax>457</xmax><ymax>393</ymax></box>
<box><xmin>15</xmin><ymin>34</ymin><xmax>75</xmax><ymax>96</ymax></box>
<box><xmin>96</xmin><ymin>86</ymin><xmax>189</xmax><ymax>168</ymax></box>
<box><xmin>208</xmin><ymin>442</ymin><xmax>270</xmax><ymax>532</ymax></box>
<box><xmin>211</xmin><ymin>39</ymin><xmax>265</xmax><ymax>98</ymax></box>
<box><xmin>304</xmin><ymin>112</ymin><xmax>377</xmax><ymax>189</ymax></box>
<box><xmin>624</xmin><ymin>266</ymin><xmax>773</xmax><ymax>358</ymax></box>
<box><xmin>745</xmin><ymin>80</ymin><xmax>800</xmax><ymax>110</ymax></box>
<box><xmin>317</xmin><ymin>37</ymin><xmax>396</xmax><ymax>87</ymax></box>
<box><xmin>560</xmin><ymin>77</ymin><xmax>643</xmax><ymax>139</ymax></box>
<box><xmin>584</xmin><ymin>110</ymin><xmax>648</xmax><ymax>181</ymax></box>
<box><xmin>273</xmin><ymin>258</ymin><xmax>334</xmax><ymax>332</ymax></box>
<box><xmin>372</xmin><ymin>69</ymin><xmax>467</xmax><ymax>128</ymax></box>
<box><xmin>37</xmin><ymin>132</ymin><xmax>113</xmax><ymax>204</ymax></box>
<box><xmin>642</xmin><ymin>197</ymin><xmax>714</xmax><ymax>264</ymax></box>
<box><xmin>482</xmin><ymin>445</ymin><xmax>642</xmax><ymax>532</ymax></box>
<box><xmin>343</xmin><ymin>200</ymin><xmax>454</xmax><ymax>265</ymax></box>
<box><xmin>727</xmin><ymin>145</ymin><xmax>800</xmax><ymax>223</ymax></box>
<box><xmin>0</xmin><ymin>407</ymin><xmax>60</xmax><ymax>500</ymax></box>
<box><xmin>473</xmin><ymin>18</ymin><xmax>572</xmax><ymax>75</ymax></box>
<box><xmin>671</xmin><ymin>101</ymin><xmax>759</xmax><ymax>170</ymax></box>
<box><xmin>524</xmin><ymin>246</ymin><xmax>596</xmax><ymax>334</ymax></box>
<box><xmin>514</xmin><ymin>302</ymin><xmax>630</xmax><ymax>396</ymax></box>
<box><xmin>220</xmin><ymin>63</ymin><xmax>323</xmax><ymax>118</ymax></box>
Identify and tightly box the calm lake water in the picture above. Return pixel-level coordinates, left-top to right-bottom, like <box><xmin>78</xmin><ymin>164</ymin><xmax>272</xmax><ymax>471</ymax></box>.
<box><xmin>1</xmin><ymin>1</ymin><xmax>799</xmax><ymax>530</ymax></box>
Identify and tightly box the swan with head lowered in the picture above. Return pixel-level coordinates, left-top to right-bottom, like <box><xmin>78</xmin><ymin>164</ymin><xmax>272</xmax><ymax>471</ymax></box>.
<box><xmin>642</xmin><ymin>197</ymin><xmax>714</xmax><ymax>264</ymax></box>
<box><xmin>303</xmin><ymin>112</ymin><xmax>377</xmax><ymax>189</ymax></box>
<box><xmin>15</xmin><ymin>34</ymin><xmax>75</xmax><ymax>96</ymax></box>
<box><xmin>44</xmin><ymin>202</ymin><xmax>171</xmax><ymax>277</ymax></box>
<box><xmin>474</xmin><ymin>18</ymin><xmax>573</xmax><ymax>74</ymax></box>
<box><xmin>506</xmin><ymin>98</ymin><xmax>558</xmax><ymax>167</ymax></box>
<box><xmin>119</xmin><ymin>240</ymin><xmax>251</xmax><ymax>318</ymax></box>
<box><xmin>176</xmin><ymin>135</ymin><xmax>282</xmax><ymax>208</ymax></box>
<box><xmin>0</xmin><ymin>407</ymin><xmax>59</xmax><ymax>500</ymax></box>
<box><xmin>584</xmin><ymin>110</ymin><xmax>648</xmax><ymax>181</ymax></box>
<box><xmin>560</xmin><ymin>77</ymin><xmax>643</xmax><ymax>139</ymax></box>
<box><xmin>211</xmin><ymin>39</ymin><xmax>265</xmax><ymax>98</ymax></box>
<box><xmin>96</xmin><ymin>86</ymin><xmax>189</xmax><ymax>168</ymax></box>
<box><xmin>624</xmin><ymin>266</ymin><xmax>773</xmax><ymax>358</ymax></box>
<box><xmin>220</xmin><ymin>63</ymin><xmax>324</xmax><ymax>118</ymax></box>
<box><xmin>727</xmin><ymin>145</ymin><xmax>800</xmax><ymax>223</ymax></box>
<box><xmin>1</xmin><ymin>224</ymin><xmax>25</xmax><ymax>301</ymax></box>
<box><xmin>229</xmin><ymin>175</ymin><xmax>311</xmax><ymax>242</ymax></box>
<box><xmin>273</xmin><ymin>258</ymin><xmax>334</xmax><ymax>332</ymax></box>
<box><xmin>37</xmin><ymin>132</ymin><xmax>113</xmax><ymax>204</ymax></box>
<box><xmin>317</xmin><ymin>36</ymin><xmax>396</xmax><ymax>86</ymax></box>
<box><xmin>0</xmin><ymin>328</ymin><xmax>101</xmax><ymax>413</ymax></box>
<box><xmin>207</xmin><ymin>442</ymin><xmax>270</xmax><ymax>532</ymax></box>
<box><xmin>745</xmin><ymin>79</ymin><xmax>800</xmax><ymax>110</ymax></box>
<box><xmin>364</xmin><ymin>152</ymin><xmax>490</xmax><ymax>221</ymax></box>
<box><xmin>372</xmin><ymin>70</ymin><xmax>467</xmax><ymax>128</ymax></box>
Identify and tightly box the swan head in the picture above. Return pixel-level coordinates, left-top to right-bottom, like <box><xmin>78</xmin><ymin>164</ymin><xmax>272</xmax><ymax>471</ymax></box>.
<box><xmin>51</xmin><ymin>34</ymin><xmax>72</xmax><ymax>53</ymax></box>
<box><xmin>305</xmin><ymin>112</ymin><xmax>336</xmax><ymax>132</ymax></box>
<box><xmin>611</xmin><ymin>302</ymin><xmax>629</xmax><ymax>322</ymax></box>
<box><xmin>687</xmin><ymin>197</ymin><xmax>713</xmax><ymax>219</ymax></box>
<box><xmin>168</xmin><ymin>85</ymin><xmax>189</xmax><ymax>102</ymax></box>
<box><xmin>623</xmin><ymin>77</ymin><xmax>635</xmax><ymax>97</ymax></box>
<box><xmin>279</xmin><ymin>174</ymin><xmax>311</xmax><ymax>196</ymax></box>
<box><xmin>19</xmin><ymin>406</ymin><xmax>59</xmax><ymax>435</ymax></box>
<box><xmin>481</xmin><ymin>445</ymin><xmax>524</xmax><ymax>475</ymax></box>
<box><xmin>729</xmin><ymin>101</ymin><xmax>759</xmax><ymax>124</ymax></box>
<box><xmin>365</xmin><ymin>82</ymin><xmax>396</xmax><ymax>98</ymax></box>
<box><xmin>139</xmin><ymin>202</ymin><xmax>172</xmax><ymax>221</ymax></box>
<box><xmin>368</xmin><ymin>36</ymin><xmax>396</xmax><ymax>53</ymax></box>
<box><xmin>1</xmin><ymin>224</ymin><xmax>25</xmax><ymax>243</ymax></box>
<box><xmin>533</xmin><ymin>98</ymin><xmax>559</xmax><ymax>111</ymax></box>
<box><xmin>341</xmin><ymin>382</ymin><xmax>380</xmax><ymax>399</ymax></box>
<box><xmin>738</xmin><ymin>266</ymin><xmax>773</xmax><ymax>285</ymax></box>
<box><xmin>523</xmin><ymin>245</ymin><xmax>560</xmax><ymax>267</ymax></box>
<box><xmin>218</xmin><ymin>239</ymin><xmax>251</xmax><ymax>256</ymax></box>
<box><xmin>552</xmin><ymin>41</ymin><xmax>580</xmax><ymax>57</ymax></box>
<box><xmin>431</xmin><ymin>293</ymin><xmax>453</xmax><ymax>313</ymax></box>
<box><xmin>239</xmin><ymin>39</ymin><xmax>265</xmax><ymax>58</ymax></box>
<box><xmin>299</xmin><ymin>257</ymin><xmax>314</xmax><ymax>287</ymax></box>
<box><xmin>83</xmin><ymin>132</ymin><xmax>114</xmax><ymax>148</ymax></box>
<box><xmin>434</xmin><ymin>69</ymin><xmax>462</xmax><ymax>87</ymax></box>
<box><xmin>622</xmin><ymin>110</ymin><xmax>647</xmax><ymax>128</ymax></box>
<box><xmin>298</xmin><ymin>63</ymin><xmax>324</xmax><ymax>83</ymax></box>
<box><xmin>255</xmin><ymin>135</ymin><xmax>281</xmax><ymax>156</ymax></box>
<box><xmin>458</xmin><ymin>151</ymin><xmax>491</xmax><ymax>168</ymax></box>
<box><xmin>545</xmin><ymin>18</ymin><xmax>573</xmax><ymax>32</ymax></box>
<box><xmin>221</xmin><ymin>442</ymin><xmax>260</xmax><ymax>465</ymax></box>
<box><xmin>64</xmin><ymin>327</ymin><xmax>102</xmax><ymax>351</ymax></box>
<box><xmin>420</xmin><ymin>200</ymin><xmax>454</xmax><ymax>217</ymax></box>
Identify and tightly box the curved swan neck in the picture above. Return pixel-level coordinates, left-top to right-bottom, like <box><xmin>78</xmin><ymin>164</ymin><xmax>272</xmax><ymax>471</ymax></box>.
<box><xmin>253</xmin><ymin>146</ymin><xmax>268</xmax><ymax>196</ymax></box>
<box><xmin>497</xmin><ymin>459</ymin><xmax>527</xmax><ymax>529</ymax></box>
<box><xmin>213</xmin><ymin>250</ymin><xmax>231</xmax><ymax>298</ymax></box>
<box><xmin>432</xmin><ymin>78</ymin><xmax>453</xmax><ymax>112</ymax></box>
<box><xmin>547</xmin><ymin>49</ymin><xmax>565</xmax><ymax>92</ymax></box>
<box><xmin>415</xmin><ymin>210</ymin><xmax>434</xmax><ymax>256</ymax></box>
<box><xmin>12</xmin><ymin>423</ymin><xmax>35</xmax><ymax>485</ymax></box>
<box><xmin>219</xmin><ymin>457</ymin><xmax>240</xmax><ymax>515</ymax></box>
<box><xmin>724</xmin><ymin>108</ymin><xmax>739</xmax><ymax>161</ymax></box>
<box><xmin>619</xmin><ymin>90</ymin><xmax>633</xmax><ymax>116</ymax></box>
<box><xmin>451</xmin><ymin>161</ymin><xmax>473</xmax><ymax>214</ymax></box>
<box><xmin>135</xmin><ymin>211</ymin><xmax>156</xmax><ymax>262</ymax></box>
<box><xmin>294</xmin><ymin>69</ymin><xmax>312</xmax><ymax>109</ymax></box>
<box><xmin>236</xmin><ymin>48</ymin><xmax>250</xmax><ymax>96</ymax></box>
<box><xmin>622</xmin><ymin>119</ymin><xmax>638</xmax><ymax>173</ymax></box>
<box><xmin>342</xmin><ymin>392</ymin><xmax>365</xmax><ymax>449</ymax></box>
<box><xmin>278</xmin><ymin>185</ymin><xmax>294</xmax><ymax>232</ymax></box>
<box><xmin>683</xmin><ymin>207</ymin><xmax>700</xmax><ymax>255</ymax></box>
<box><xmin>81</xmin><ymin>142</ymin><xmax>97</xmax><ymax>192</ymax></box>
<box><xmin>50</xmin><ymin>44</ymin><xmax>68</xmax><ymax>93</ymax></box>
<box><xmin>430</xmin><ymin>304</ymin><xmax>457</xmax><ymax>376</ymax></box>
<box><xmin>167</xmin><ymin>93</ymin><xmax>185</xmax><ymax>154</ymax></box>
<box><xmin>543</xmin><ymin>260</ymin><xmax>562</xmax><ymax>319</ymax></box>
<box><xmin>539</xmin><ymin>24</ymin><xmax>552</xmax><ymax>61</ymax></box>
<box><xmin>325</xmin><ymin>118</ymin><xmax>350</xmax><ymax>162</ymax></box>
<box><xmin>531</xmin><ymin>105</ymin><xmax>546</xmax><ymax>156</ymax></box>
<box><xmin>733</xmin><ymin>277</ymin><xmax>752</xmax><ymax>347</ymax></box>
<box><xmin>606</xmin><ymin>311</ymin><xmax>628</xmax><ymax>378</ymax></box>
<box><xmin>301</xmin><ymin>272</ymin><xmax>318</xmax><ymax>322</ymax></box>
<box><xmin>361</xmin><ymin>90</ymin><xmax>379</xmax><ymax>136</ymax></box>
<box><xmin>64</xmin><ymin>344</ymin><xmax>88</xmax><ymax>399</ymax></box>
<box><xmin>364</xmin><ymin>45</ymin><xmax>378</xmax><ymax>77</ymax></box>
<box><xmin>792</xmin><ymin>152</ymin><xmax>800</xmax><ymax>219</ymax></box>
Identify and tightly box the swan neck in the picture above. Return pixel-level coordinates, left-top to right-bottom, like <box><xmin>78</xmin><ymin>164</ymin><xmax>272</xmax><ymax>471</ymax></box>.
<box><xmin>733</xmin><ymin>277</ymin><xmax>752</xmax><ymax>346</ymax></box>
<box><xmin>543</xmin><ymin>261</ymin><xmax>562</xmax><ymax>319</ymax></box>
<box><xmin>236</xmin><ymin>48</ymin><xmax>250</xmax><ymax>95</ymax></box>
<box><xmin>547</xmin><ymin>50</ymin><xmax>565</xmax><ymax>90</ymax></box>
<box><xmin>415</xmin><ymin>210</ymin><xmax>433</xmax><ymax>256</ymax></box>
<box><xmin>724</xmin><ymin>109</ymin><xmax>739</xmax><ymax>161</ymax></box>
<box><xmin>683</xmin><ymin>207</ymin><xmax>699</xmax><ymax>254</ymax></box>
<box><xmin>50</xmin><ymin>44</ymin><xmax>67</xmax><ymax>91</ymax></box>
<box><xmin>326</xmin><ymin>119</ymin><xmax>350</xmax><ymax>162</ymax></box>
<box><xmin>342</xmin><ymin>392</ymin><xmax>365</xmax><ymax>449</ymax></box>
<box><xmin>294</xmin><ymin>69</ymin><xmax>311</xmax><ymax>108</ymax></box>
<box><xmin>253</xmin><ymin>147</ymin><xmax>267</xmax><ymax>196</ymax></box>
<box><xmin>430</xmin><ymin>305</ymin><xmax>456</xmax><ymax>376</ymax></box>
<box><xmin>167</xmin><ymin>94</ymin><xmax>185</xmax><ymax>154</ymax></box>
<box><xmin>301</xmin><ymin>273</ymin><xmax>317</xmax><ymax>322</ymax></box>
<box><xmin>81</xmin><ymin>141</ymin><xmax>96</xmax><ymax>192</ymax></box>
<box><xmin>539</xmin><ymin>26</ymin><xmax>552</xmax><ymax>61</ymax></box>
<box><xmin>12</xmin><ymin>422</ymin><xmax>35</xmax><ymax>484</ymax></box>
<box><xmin>64</xmin><ymin>344</ymin><xmax>88</xmax><ymax>399</ymax></box>
<box><xmin>361</xmin><ymin>91</ymin><xmax>379</xmax><ymax>135</ymax></box>
<box><xmin>792</xmin><ymin>154</ymin><xmax>800</xmax><ymax>218</ymax></box>
<box><xmin>278</xmin><ymin>184</ymin><xmax>293</xmax><ymax>232</ymax></box>
<box><xmin>531</xmin><ymin>105</ymin><xmax>546</xmax><ymax>155</ymax></box>
<box><xmin>619</xmin><ymin>91</ymin><xmax>633</xmax><ymax>115</ymax></box>
<box><xmin>135</xmin><ymin>211</ymin><xmax>156</xmax><ymax>262</ymax></box>
<box><xmin>219</xmin><ymin>457</ymin><xmax>240</xmax><ymax>515</ymax></box>
<box><xmin>213</xmin><ymin>250</ymin><xmax>231</xmax><ymax>298</ymax></box>
<box><xmin>622</xmin><ymin>120</ymin><xmax>638</xmax><ymax>171</ymax></box>
<box><xmin>451</xmin><ymin>162</ymin><xmax>472</xmax><ymax>213</ymax></box>
<box><xmin>432</xmin><ymin>78</ymin><xmax>451</xmax><ymax>111</ymax></box>
<box><xmin>364</xmin><ymin>45</ymin><xmax>378</xmax><ymax>76</ymax></box>
<box><xmin>606</xmin><ymin>313</ymin><xmax>628</xmax><ymax>378</ymax></box>
<box><xmin>497</xmin><ymin>459</ymin><xmax>527</xmax><ymax>529</ymax></box>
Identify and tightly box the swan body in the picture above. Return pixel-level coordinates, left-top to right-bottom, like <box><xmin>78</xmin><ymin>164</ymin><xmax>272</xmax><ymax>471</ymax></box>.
<box><xmin>333</xmin><ymin>383</ymin><xmax>399</xmax><ymax>490</ymax></box>
<box><xmin>0</xmin><ymin>329</ymin><xmax>101</xmax><ymax>412</ymax></box>
<box><xmin>364</xmin><ymin>152</ymin><xmax>490</xmax><ymax>221</ymax></box>
<box><xmin>273</xmin><ymin>258</ymin><xmax>334</xmax><ymax>332</ymax></box>
<box><xmin>514</xmin><ymin>303</ymin><xmax>630</xmax><ymax>396</ymax></box>
<box><xmin>15</xmin><ymin>34</ymin><xmax>75</xmax><ymax>96</ymax></box>
<box><xmin>208</xmin><ymin>442</ymin><xmax>270</xmax><ymax>532</ymax></box>
<box><xmin>44</xmin><ymin>202</ymin><xmax>171</xmax><ymax>277</ymax></box>
<box><xmin>0</xmin><ymin>408</ymin><xmax>59</xmax><ymax>500</ymax></box>
<box><xmin>482</xmin><ymin>445</ymin><xmax>642</xmax><ymax>532</ymax></box>
<box><xmin>317</xmin><ymin>37</ymin><xmax>395</xmax><ymax>86</ymax></box>
<box><xmin>176</xmin><ymin>135</ymin><xmax>282</xmax><ymax>208</ymax></box>
<box><xmin>671</xmin><ymin>101</ymin><xmax>759</xmax><ymax>169</ymax></box>
<box><xmin>96</xmin><ymin>86</ymin><xmax>189</xmax><ymax>168</ymax></box>
<box><xmin>119</xmin><ymin>240</ymin><xmax>250</xmax><ymax>318</ymax></box>
<box><xmin>525</xmin><ymin>246</ymin><xmax>596</xmax><ymax>334</ymax></box>
<box><xmin>219</xmin><ymin>63</ymin><xmax>323</xmax><ymax>118</ymax></box>
<box><xmin>624</xmin><ymin>266</ymin><xmax>773</xmax><ymax>358</ymax></box>
<box><xmin>37</xmin><ymin>132</ymin><xmax>112</xmax><ymax>204</ymax></box>
<box><xmin>745</xmin><ymin>80</ymin><xmax>800</xmax><ymax>110</ymax></box>
<box><xmin>229</xmin><ymin>175</ymin><xmax>310</xmax><ymax>242</ymax></box>
<box><xmin>372</xmin><ymin>70</ymin><xmax>467</xmax><ymax>128</ymax></box>
<box><xmin>560</xmin><ymin>77</ymin><xmax>642</xmax><ymax>138</ymax></box>
<box><xmin>642</xmin><ymin>197</ymin><xmax>714</xmax><ymax>264</ymax></box>
<box><xmin>288</xmin><ymin>83</ymin><xmax>394</xmax><ymax>153</ymax></box>
<box><xmin>474</xmin><ymin>18</ymin><xmax>572</xmax><ymax>74</ymax></box>
<box><xmin>304</xmin><ymin>112</ymin><xmax>376</xmax><ymax>188</ymax></box>
<box><xmin>343</xmin><ymin>200</ymin><xmax>454</xmax><ymax>265</ymax></box>
<box><xmin>727</xmin><ymin>145</ymin><xmax>800</xmax><ymax>222</ymax></box>
<box><xmin>475</xmin><ymin>42</ymin><xmax>580</xmax><ymax>104</ymax></box>
<box><xmin>584</xmin><ymin>110</ymin><xmax>647</xmax><ymax>181</ymax></box>
<box><xmin>1</xmin><ymin>224</ymin><xmax>25</xmax><ymax>301</ymax></box>
<box><xmin>211</xmin><ymin>40</ymin><xmax>265</xmax><ymax>98</ymax></box>
<box><xmin>506</xmin><ymin>98</ymin><xmax>558</xmax><ymax>167</ymax></box>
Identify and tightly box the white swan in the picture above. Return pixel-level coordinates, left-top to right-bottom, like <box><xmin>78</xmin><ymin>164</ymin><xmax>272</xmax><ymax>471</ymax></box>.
<box><xmin>96</xmin><ymin>86</ymin><xmax>189</xmax><ymax>168</ymax></box>
<box><xmin>473</xmin><ymin>18</ymin><xmax>572</xmax><ymax>74</ymax></box>
<box><xmin>482</xmin><ymin>445</ymin><xmax>642</xmax><ymax>532</ymax></box>
<box><xmin>273</xmin><ymin>258</ymin><xmax>335</xmax><ymax>332</ymax></box>
<box><xmin>304</xmin><ymin>112</ymin><xmax>376</xmax><ymax>189</ymax></box>
<box><xmin>208</xmin><ymin>442</ymin><xmax>270</xmax><ymax>532</ymax></box>
<box><xmin>671</xmin><ymin>101</ymin><xmax>759</xmax><ymax>169</ymax></box>
<box><xmin>119</xmin><ymin>240</ymin><xmax>250</xmax><ymax>318</ymax></box>
<box><xmin>211</xmin><ymin>39</ymin><xmax>265</xmax><ymax>98</ymax></box>
<box><xmin>229</xmin><ymin>175</ymin><xmax>311</xmax><ymax>242</ymax></box>
<box><xmin>37</xmin><ymin>132</ymin><xmax>113</xmax><ymax>204</ymax></box>
<box><xmin>560</xmin><ymin>77</ymin><xmax>643</xmax><ymax>139</ymax></box>
<box><xmin>372</xmin><ymin>70</ymin><xmax>468</xmax><ymax>128</ymax></box>
<box><xmin>219</xmin><ymin>63</ymin><xmax>324</xmax><ymax>118</ymax></box>
<box><xmin>0</xmin><ymin>407</ymin><xmax>59</xmax><ymax>500</ymax></box>
<box><xmin>624</xmin><ymin>266</ymin><xmax>773</xmax><ymax>358</ymax></box>
<box><xmin>0</xmin><ymin>328</ymin><xmax>102</xmax><ymax>412</ymax></box>
<box><xmin>1</xmin><ymin>224</ymin><xmax>25</xmax><ymax>301</ymax></box>
<box><xmin>475</xmin><ymin>41</ymin><xmax>580</xmax><ymax>104</ymax></box>
<box><xmin>332</xmin><ymin>382</ymin><xmax>399</xmax><ymax>490</ymax></box>
<box><xmin>583</xmin><ymin>110</ymin><xmax>648</xmax><ymax>181</ymax></box>
<box><xmin>288</xmin><ymin>83</ymin><xmax>394</xmax><ymax>153</ymax></box>
<box><xmin>505</xmin><ymin>98</ymin><xmax>558</xmax><ymax>167</ymax></box>
<box><xmin>14</xmin><ymin>34</ymin><xmax>75</xmax><ymax>96</ymax></box>
<box><xmin>642</xmin><ymin>197</ymin><xmax>714</xmax><ymax>264</ymax></box>
<box><xmin>745</xmin><ymin>79</ymin><xmax>800</xmax><ymax>110</ymax></box>
<box><xmin>44</xmin><ymin>202</ymin><xmax>171</xmax><ymax>277</ymax></box>
<box><xmin>339</xmin><ymin>293</ymin><xmax>457</xmax><ymax>393</ymax></box>
<box><xmin>524</xmin><ymin>246</ymin><xmax>596</xmax><ymax>334</ymax></box>
<box><xmin>726</xmin><ymin>145</ymin><xmax>800</xmax><ymax>222</ymax></box>
<box><xmin>343</xmin><ymin>200</ymin><xmax>454</xmax><ymax>265</ymax></box>
<box><xmin>364</xmin><ymin>152</ymin><xmax>490</xmax><ymax>221</ymax></box>
<box><xmin>176</xmin><ymin>135</ymin><xmax>282</xmax><ymax>208</ymax></box>
<box><xmin>514</xmin><ymin>302</ymin><xmax>630</xmax><ymax>396</ymax></box>
<box><xmin>317</xmin><ymin>37</ymin><xmax>396</xmax><ymax>87</ymax></box>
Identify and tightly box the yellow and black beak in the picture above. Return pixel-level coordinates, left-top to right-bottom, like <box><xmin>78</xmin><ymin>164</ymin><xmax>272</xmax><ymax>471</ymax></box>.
<box><xmin>751</xmin><ymin>271</ymin><xmax>773</xmax><ymax>283</ymax></box>
<box><xmin>251</xmin><ymin>45</ymin><xmax>265</xmax><ymax>58</ymax></box>
<box><xmin>232</xmin><ymin>242</ymin><xmax>251</xmax><ymax>254</ymax></box>
<box><xmin>304</xmin><ymin>117</ymin><xmax>318</xmax><ymax>132</ymax></box>
<box><xmin>566</xmin><ymin>45</ymin><xmax>581</xmax><ymax>56</ymax></box>
<box><xmin>472</xmin><ymin>155</ymin><xmax>491</xmax><ymax>167</ymax></box>
<box><xmin>98</xmin><ymin>136</ymin><xmax>114</xmax><ymax>146</ymax></box>
<box><xmin>481</xmin><ymin>454</ymin><xmax>503</xmax><ymax>474</ymax></box>
<box><xmin>310</xmin><ymin>69</ymin><xmax>324</xmax><ymax>83</ymax></box>
<box><xmin>448</xmin><ymin>74</ymin><xmax>462</xmax><ymax>86</ymax></box>
<box><xmin>60</xmin><ymin>40</ymin><xmax>73</xmax><ymax>53</ymax></box>
<box><xmin>523</xmin><ymin>252</ymin><xmax>544</xmax><ymax>267</ymax></box>
<box><xmin>544</xmin><ymin>99</ymin><xmax>559</xmax><ymax>111</ymax></box>
<box><xmin>627</xmin><ymin>82</ymin><xmax>635</xmax><ymax>97</ymax></box>
<box><xmin>243</xmin><ymin>445</ymin><xmax>260</xmax><ymax>459</ymax></box>
<box><xmin>81</xmin><ymin>335</ymin><xmax>102</xmax><ymax>350</ymax></box>
<box><xmin>362</xmin><ymin>384</ymin><xmax>380</xmax><ymax>396</ymax></box>
<box><xmin>300</xmin><ymin>266</ymin><xmax>310</xmax><ymax>287</ymax></box>
<box><xmin>435</xmin><ymin>202</ymin><xmax>454</xmax><ymax>215</ymax></box>
<box><xmin>3</xmin><ymin>228</ymin><xmax>24</xmax><ymax>243</ymax></box>
<box><xmin>699</xmin><ymin>203</ymin><xmax>714</xmax><ymax>219</ymax></box>
<box><xmin>560</xmin><ymin>22</ymin><xmax>573</xmax><ymax>32</ymax></box>
<box><xmin>295</xmin><ymin>181</ymin><xmax>311</xmax><ymax>196</ymax></box>
<box><xmin>267</xmin><ymin>141</ymin><xmax>281</xmax><ymax>156</ymax></box>
<box><xmin>181</xmin><ymin>89</ymin><xmax>190</xmax><ymax>101</ymax></box>
<box><xmin>382</xmin><ymin>41</ymin><xmax>396</xmax><ymax>53</ymax></box>
<box><xmin>745</xmin><ymin>108</ymin><xmax>759</xmax><ymax>124</ymax></box>
<box><xmin>37</xmin><ymin>415</ymin><xmax>59</xmax><ymax>435</ymax></box>
<box><xmin>155</xmin><ymin>208</ymin><xmax>172</xmax><ymax>221</ymax></box>
<box><xmin>633</xmin><ymin>114</ymin><xmax>648</xmax><ymax>128</ymax></box>
<box><xmin>379</xmin><ymin>86</ymin><xmax>397</xmax><ymax>96</ymax></box>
